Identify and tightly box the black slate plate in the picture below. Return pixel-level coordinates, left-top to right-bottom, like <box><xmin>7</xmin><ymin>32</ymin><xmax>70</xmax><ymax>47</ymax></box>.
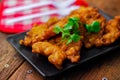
<box><xmin>7</xmin><ymin>10</ymin><xmax>120</xmax><ymax>77</ymax></box>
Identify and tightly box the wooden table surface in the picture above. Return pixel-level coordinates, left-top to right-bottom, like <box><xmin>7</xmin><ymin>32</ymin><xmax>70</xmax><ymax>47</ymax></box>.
<box><xmin>1</xmin><ymin>1</ymin><xmax>120</xmax><ymax>80</ymax></box>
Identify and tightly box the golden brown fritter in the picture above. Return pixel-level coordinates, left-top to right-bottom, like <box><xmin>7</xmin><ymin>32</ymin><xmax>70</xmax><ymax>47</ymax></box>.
<box><xmin>19</xmin><ymin>17</ymin><xmax>59</xmax><ymax>46</ymax></box>
<box><xmin>32</xmin><ymin>42</ymin><xmax>66</xmax><ymax>69</ymax></box>
<box><xmin>74</xmin><ymin>7</ymin><xmax>106</xmax><ymax>48</ymax></box>
<box><xmin>31</xmin><ymin>30</ymin><xmax>83</xmax><ymax>69</ymax></box>
<box><xmin>62</xmin><ymin>41</ymin><xmax>82</xmax><ymax>63</ymax></box>
<box><xmin>48</xmin><ymin>36</ymin><xmax>83</xmax><ymax>63</ymax></box>
<box><xmin>19</xmin><ymin>24</ymin><xmax>47</xmax><ymax>46</ymax></box>
<box><xmin>19</xmin><ymin>7</ymin><xmax>120</xmax><ymax>69</ymax></box>
<box><xmin>41</xmin><ymin>14</ymin><xmax>80</xmax><ymax>40</ymax></box>
<box><xmin>19</xmin><ymin>13</ymin><xmax>83</xmax><ymax>69</ymax></box>
<box><xmin>20</xmin><ymin>7</ymin><xmax>106</xmax><ymax>48</ymax></box>
<box><xmin>32</xmin><ymin>36</ymin><xmax>83</xmax><ymax>69</ymax></box>
<box><xmin>95</xmin><ymin>16</ymin><xmax>120</xmax><ymax>46</ymax></box>
<box><xmin>40</xmin><ymin>7</ymin><xmax>107</xmax><ymax>48</ymax></box>
<box><xmin>40</xmin><ymin>7</ymin><xmax>91</xmax><ymax>40</ymax></box>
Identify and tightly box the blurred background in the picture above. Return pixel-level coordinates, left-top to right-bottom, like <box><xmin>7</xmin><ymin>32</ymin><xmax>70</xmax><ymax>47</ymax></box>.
<box><xmin>0</xmin><ymin>0</ymin><xmax>120</xmax><ymax>33</ymax></box>
<box><xmin>85</xmin><ymin>0</ymin><xmax>120</xmax><ymax>16</ymax></box>
<box><xmin>0</xmin><ymin>0</ymin><xmax>87</xmax><ymax>33</ymax></box>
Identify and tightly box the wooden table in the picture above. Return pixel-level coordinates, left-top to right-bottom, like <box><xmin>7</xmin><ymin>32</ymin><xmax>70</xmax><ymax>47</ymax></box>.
<box><xmin>1</xmin><ymin>1</ymin><xmax>120</xmax><ymax>80</ymax></box>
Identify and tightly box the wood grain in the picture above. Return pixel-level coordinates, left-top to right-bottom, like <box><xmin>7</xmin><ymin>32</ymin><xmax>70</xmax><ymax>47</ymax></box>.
<box><xmin>9</xmin><ymin>61</ymin><xmax>43</xmax><ymax>80</ymax></box>
<box><xmin>85</xmin><ymin>0</ymin><xmax>120</xmax><ymax>16</ymax></box>
<box><xmin>0</xmin><ymin>32</ymin><xmax>25</xmax><ymax>80</ymax></box>
<box><xmin>0</xmin><ymin>0</ymin><xmax>120</xmax><ymax>80</ymax></box>
<box><xmin>78</xmin><ymin>50</ymin><xmax>120</xmax><ymax>80</ymax></box>
<box><xmin>55</xmin><ymin>49</ymin><xmax>120</xmax><ymax>80</ymax></box>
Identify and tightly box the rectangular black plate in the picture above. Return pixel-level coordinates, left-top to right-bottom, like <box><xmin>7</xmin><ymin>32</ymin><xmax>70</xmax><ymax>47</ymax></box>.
<box><xmin>7</xmin><ymin>10</ymin><xmax>120</xmax><ymax>77</ymax></box>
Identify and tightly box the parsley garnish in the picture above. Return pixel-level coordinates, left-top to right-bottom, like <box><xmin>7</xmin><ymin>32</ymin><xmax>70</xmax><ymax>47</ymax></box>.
<box><xmin>85</xmin><ymin>21</ymin><xmax>101</xmax><ymax>33</ymax></box>
<box><xmin>54</xmin><ymin>18</ymin><xmax>101</xmax><ymax>44</ymax></box>
<box><xmin>54</xmin><ymin>17</ymin><xmax>81</xmax><ymax>45</ymax></box>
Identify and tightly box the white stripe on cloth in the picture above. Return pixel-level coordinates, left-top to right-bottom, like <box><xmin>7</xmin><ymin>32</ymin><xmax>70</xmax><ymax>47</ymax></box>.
<box><xmin>4</xmin><ymin>0</ymin><xmax>17</xmax><ymax>7</ymax></box>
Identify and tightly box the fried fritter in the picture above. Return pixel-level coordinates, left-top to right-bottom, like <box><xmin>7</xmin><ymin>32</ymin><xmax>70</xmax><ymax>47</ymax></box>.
<box><xmin>62</xmin><ymin>41</ymin><xmax>82</xmax><ymax>63</ymax></box>
<box><xmin>19</xmin><ymin>24</ymin><xmax>47</xmax><ymax>46</ymax></box>
<box><xmin>39</xmin><ymin>7</ymin><xmax>107</xmax><ymax>48</ymax></box>
<box><xmin>19</xmin><ymin>6</ymin><xmax>120</xmax><ymax>69</ymax></box>
<box><xmin>19</xmin><ymin>17</ymin><xmax>59</xmax><ymax>46</ymax></box>
<box><xmin>41</xmin><ymin>14</ymin><xmax>80</xmax><ymax>40</ymax></box>
<box><xmin>48</xmin><ymin>36</ymin><xmax>83</xmax><ymax>63</ymax></box>
<box><xmin>32</xmin><ymin>41</ymin><xmax>66</xmax><ymax>69</ymax></box>
<box><xmin>95</xmin><ymin>16</ymin><xmax>120</xmax><ymax>46</ymax></box>
<box><xmin>73</xmin><ymin>7</ymin><xmax>106</xmax><ymax>48</ymax></box>
<box><xmin>32</xmin><ymin>36</ymin><xmax>83</xmax><ymax>69</ymax></box>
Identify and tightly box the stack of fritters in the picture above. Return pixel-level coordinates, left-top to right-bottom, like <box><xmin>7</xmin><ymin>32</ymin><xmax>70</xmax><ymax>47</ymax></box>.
<box><xmin>20</xmin><ymin>7</ymin><xmax>120</xmax><ymax>69</ymax></box>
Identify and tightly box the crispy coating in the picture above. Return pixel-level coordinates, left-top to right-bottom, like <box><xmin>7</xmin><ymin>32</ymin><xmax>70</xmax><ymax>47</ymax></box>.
<box><xmin>74</xmin><ymin>7</ymin><xmax>106</xmax><ymax>48</ymax></box>
<box><xmin>41</xmin><ymin>7</ymin><xmax>94</xmax><ymax>40</ymax></box>
<box><xmin>19</xmin><ymin>24</ymin><xmax>47</xmax><ymax>46</ymax></box>
<box><xmin>48</xmin><ymin>36</ymin><xmax>83</xmax><ymax>63</ymax></box>
<box><xmin>20</xmin><ymin>7</ymin><xmax>106</xmax><ymax>48</ymax></box>
<box><xmin>95</xmin><ymin>16</ymin><xmax>120</xmax><ymax>46</ymax></box>
<box><xmin>19</xmin><ymin>17</ymin><xmax>59</xmax><ymax>46</ymax></box>
<box><xmin>61</xmin><ymin>41</ymin><xmax>82</xmax><ymax>63</ymax></box>
<box><xmin>19</xmin><ymin>12</ymin><xmax>83</xmax><ymax>69</ymax></box>
<box><xmin>41</xmin><ymin>14</ymin><xmax>80</xmax><ymax>40</ymax></box>
<box><xmin>40</xmin><ymin>7</ymin><xmax>107</xmax><ymax>48</ymax></box>
<box><xmin>19</xmin><ymin>7</ymin><xmax>120</xmax><ymax>69</ymax></box>
<box><xmin>32</xmin><ymin>42</ymin><xmax>66</xmax><ymax>69</ymax></box>
<box><xmin>31</xmin><ymin>35</ymin><xmax>83</xmax><ymax>69</ymax></box>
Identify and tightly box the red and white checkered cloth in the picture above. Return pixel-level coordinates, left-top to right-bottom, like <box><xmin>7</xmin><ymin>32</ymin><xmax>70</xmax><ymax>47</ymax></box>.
<box><xmin>0</xmin><ymin>0</ymin><xmax>88</xmax><ymax>33</ymax></box>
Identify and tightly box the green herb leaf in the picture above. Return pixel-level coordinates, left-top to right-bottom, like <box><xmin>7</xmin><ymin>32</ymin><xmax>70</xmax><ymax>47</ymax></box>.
<box><xmin>73</xmin><ymin>21</ymin><xmax>80</xmax><ymax>34</ymax></box>
<box><xmin>53</xmin><ymin>17</ymin><xmax>81</xmax><ymax>45</ymax></box>
<box><xmin>62</xmin><ymin>32</ymin><xmax>70</xmax><ymax>39</ymax></box>
<box><xmin>73</xmin><ymin>21</ymin><xmax>79</xmax><ymax>28</ymax></box>
<box><xmin>91</xmin><ymin>21</ymin><xmax>101</xmax><ymax>33</ymax></box>
<box><xmin>85</xmin><ymin>21</ymin><xmax>101</xmax><ymax>33</ymax></box>
<box><xmin>66</xmin><ymin>38</ymin><xmax>72</xmax><ymax>45</ymax></box>
<box><xmin>85</xmin><ymin>24</ymin><xmax>92</xmax><ymax>33</ymax></box>
<box><xmin>64</xmin><ymin>22</ymin><xmax>73</xmax><ymax>31</ymax></box>
<box><xmin>53</xmin><ymin>26</ymin><xmax>63</xmax><ymax>34</ymax></box>
<box><xmin>69</xmin><ymin>17</ymin><xmax>80</xmax><ymax>21</ymax></box>
<box><xmin>70</xmin><ymin>34</ymin><xmax>81</xmax><ymax>42</ymax></box>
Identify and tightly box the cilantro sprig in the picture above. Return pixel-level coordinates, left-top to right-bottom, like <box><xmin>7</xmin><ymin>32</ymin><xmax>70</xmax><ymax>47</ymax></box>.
<box><xmin>54</xmin><ymin>17</ymin><xmax>81</xmax><ymax>45</ymax></box>
<box><xmin>85</xmin><ymin>21</ymin><xmax>101</xmax><ymax>33</ymax></box>
<box><xmin>54</xmin><ymin>17</ymin><xmax>101</xmax><ymax>44</ymax></box>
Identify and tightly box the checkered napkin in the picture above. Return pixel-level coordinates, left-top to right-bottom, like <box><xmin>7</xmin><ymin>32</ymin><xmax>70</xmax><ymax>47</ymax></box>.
<box><xmin>0</xmin><ymin>0</ymin><xmax>88</xmax><ymax>33</ymax></box>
